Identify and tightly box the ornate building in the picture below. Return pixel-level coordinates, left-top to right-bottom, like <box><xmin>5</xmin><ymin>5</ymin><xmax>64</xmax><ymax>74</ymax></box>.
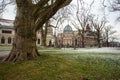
<box><xmin>57</xmin><ymin>25</ymin><xmax>73</xmax><ymax>47</ymax></box>
<box><xmin>57</xmin><ymin>24</ymin><xmax>97</xmax><ymax>47</ymax></box>
<box><xmin>0</xmin><ymin>19</ymin><xmax>54</xmax><ymax>46</ymax></box>
<box><xmin>0</xmin><ymin>19</ymin><xmax>100</xmax><ymax>47</ymax></box>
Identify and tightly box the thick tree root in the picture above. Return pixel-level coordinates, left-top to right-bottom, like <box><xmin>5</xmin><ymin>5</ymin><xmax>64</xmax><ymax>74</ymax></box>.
<box><xmin>1</xmin><ymin>48</ymin><xmax>40</xmax><ymax>63</ymax></box>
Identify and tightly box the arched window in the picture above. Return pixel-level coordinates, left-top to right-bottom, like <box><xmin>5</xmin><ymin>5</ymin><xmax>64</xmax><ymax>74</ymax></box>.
<box><xmin>38</xmin><ymin>39</ymin><xmax>40</xmax><ymax>44</ymax></box>
<box><xmin>1</xmin><ymin>37</ymin><xmax>5</xmax><ymax>44</ymax></box>
<box><xmin>8</xmin><ymin>37</ymin><xmax>11</xmax><ymax>44</ymax></box>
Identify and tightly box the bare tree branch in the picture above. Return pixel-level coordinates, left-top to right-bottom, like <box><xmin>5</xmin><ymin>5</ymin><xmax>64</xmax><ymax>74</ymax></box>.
<box><xmin>0</xmin><ymin>0</ymin><xmax>15</xmax><ymax>14</ymax></box>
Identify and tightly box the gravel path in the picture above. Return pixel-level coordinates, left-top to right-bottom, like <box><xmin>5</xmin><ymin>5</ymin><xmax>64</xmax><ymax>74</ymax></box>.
<box><xmin>0</xmin><ymin>51</ymin><xmax>10</xmax><ymax>57</ymax></box>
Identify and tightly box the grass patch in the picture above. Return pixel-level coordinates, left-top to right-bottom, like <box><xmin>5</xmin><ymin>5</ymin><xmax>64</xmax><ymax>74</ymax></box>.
<box><xmin>0</xmin><ymin>46</ymin><xmax>12</xmax><ymax>51</ymax></box>
<box><xmin>37</xmin><ymin>46</ymin><xmax>60</xmax><ymax>50</ymax></box>
<box><xmin>0</xmin><ymin>51</ymin><xmax>120</xmax><ymax>80</ymax></box>
<box><xmin>0</xmin><ymin>46</ymin><xmax>60</xmax><ymax>51</ymax></box>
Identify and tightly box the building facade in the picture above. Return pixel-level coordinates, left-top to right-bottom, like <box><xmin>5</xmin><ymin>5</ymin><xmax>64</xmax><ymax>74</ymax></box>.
<box><xmin>0</xmin><ymin>19</ymin><xmax>14</xmax><ymax>45</ymax></box>
<box><xmin>0</xmin><ymin>19</ymin><xmax>102</xmax><ymax>47</ymax></box>
<box><xmin>57</xmin><ymin>24</ymin><xmax>97</xmax><ymax>47</ymax></box>
<box><xmin>36</xmin><ymin>25</ymin><xmax>54</xmax><ymax>46</ymax></box>
<box><xmin>0</xmin><ymin>19</ymin><xmax>54</xmax><ymax>46</ymax></box>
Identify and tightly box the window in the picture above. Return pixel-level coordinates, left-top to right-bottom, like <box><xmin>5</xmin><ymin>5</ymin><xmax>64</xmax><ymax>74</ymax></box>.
<box><xmin>8</xmin><ymin>37</ymin><xmax>11</xmax><ymax>44</ymax></box>
<box><xmin>38</xmin><ymin>39</ymin><xmax>40</xmax><ymax>44</ymax></box>
<box><xmin>1</xmin><ymin>37</ymin><xmax>5</xmax><ymax>44</ymax></box>
<box><xmin>2</xmin><ymin>30</ymin><xmax>12</xmax><ymax>34</ymax></box>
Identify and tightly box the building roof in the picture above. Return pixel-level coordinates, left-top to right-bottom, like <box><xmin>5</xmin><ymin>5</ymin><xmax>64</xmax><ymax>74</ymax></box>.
<box><xmin>63</xmin><ymin>25</ymin><xmax>73</xmax><ymax>34</ymax></box>
<box><xmin>0</xmin><ymin>18</ymin><xmax>14</xmax><ymax>28</ymax></box>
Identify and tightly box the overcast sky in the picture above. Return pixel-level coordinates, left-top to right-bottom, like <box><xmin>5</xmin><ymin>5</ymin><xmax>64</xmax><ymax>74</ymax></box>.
<box><xmin>1</xmin><ymin>0</ymin><xmax>120</xmax><ymax>41</ymax></box>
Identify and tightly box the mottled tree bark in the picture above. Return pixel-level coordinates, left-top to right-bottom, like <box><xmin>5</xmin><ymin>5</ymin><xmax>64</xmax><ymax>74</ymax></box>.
<box><xmin>2</xmin><ymin>0</ymin><xmax>39</xmax><ymax>62</ymax></box>
<box><xmin>2</xmin><ymin>0</ymin><xmax>72</xmax><ymax>63</ymax></box>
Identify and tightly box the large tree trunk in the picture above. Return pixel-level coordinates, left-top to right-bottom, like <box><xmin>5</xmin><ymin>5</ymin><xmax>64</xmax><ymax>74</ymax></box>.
<box><xmin>1</xmin><ymin>0</ymin><xmax>72</xmax><ymax>63</ymax></box>
<box><xmin>2</xmin><ymin>1</ymin><xmax>39</xmax><ymax>62</ymax></box>
<box><xmin>3</xmin><ymin>34</ymin><xmax>39</xmax><ymax>62</ymax></box>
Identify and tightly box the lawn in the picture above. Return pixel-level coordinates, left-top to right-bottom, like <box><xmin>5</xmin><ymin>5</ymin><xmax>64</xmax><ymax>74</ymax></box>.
<box><xmin>0</xmin><ymin>50</ymin><xmax>120</xmax><ymax>80</ymax></box>
<box><xmin>0</xmin><ymin>46</ymin><xmax>12</xmax><ymax>51</ymax></box>
<box><xmin>0</xmin><ymin>46</ymin><xmax>59</xmax><ymax>51</ymax></box>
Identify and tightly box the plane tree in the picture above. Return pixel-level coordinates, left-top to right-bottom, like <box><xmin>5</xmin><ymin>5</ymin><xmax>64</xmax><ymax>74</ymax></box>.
<box><xmin>1</xmin><ymin>0</ymin><xmax>72</xmax><ymax>63</ymax></box>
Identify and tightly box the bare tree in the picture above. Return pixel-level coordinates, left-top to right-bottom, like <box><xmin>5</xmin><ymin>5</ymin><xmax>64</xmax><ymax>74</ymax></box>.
<box><xmin>103</xmin><ymin>25</ymin><xmax>117</xmax><ymax>47</ymax></box>
<box><xmin>50</xmin><ymin>4</ymin><xmax>73</xmax><ymax>48</ymax></box>
<box><xmin>50</xmin><ymin>10</ymin><xmax>65</xmax><ymax>48</ymax></box>
<box><xmin>2</xmin><ymin>0</ymin><xmax>72</xmax><ymax>63</ymax></box>
<box><xmin>91</xmin><ymin>16</ymin><xmax>107</xmax><ymax>48</ymax></box>
<box><xmin>88</xmin><ymin>0</ymin><xmax>108</xmax><ymax>48</ymax></box>
<box><xmin>40</xmin><ymin>1</ymin><xmax>54</xmax><ymax>47</ymax></box>
<box><xmin>40</xmin><ymin>3</ymin><xmax>73</xmax><ymax>47</ymax></box>
<box><xmin>0</xmin><ymin>0</ymin><xmax>14</xmax><ymax>15</ymax></box>
<box><xmin>107</xmin><ymin>0</ymin><xmax>120</xmax><ymax>21</ymax></box>
<box><xmin>73</xmin><ymin>0</ymin><xmax>95</xmax><ymax>48</ymax></box>
<box><xmin>110</xmin><ymin>0</ymin><xmax>120</xmax><ymax>11</ymax></box>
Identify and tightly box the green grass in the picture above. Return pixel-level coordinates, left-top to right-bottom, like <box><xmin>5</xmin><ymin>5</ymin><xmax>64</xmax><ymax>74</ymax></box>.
<box><xmin>0</xmin><ymin>46</ymin><xmax>12</xmax><ymax>51</ymax></box>
<box><xmin>0</xmin><ymin>51</ymin><xmax>120</xmax><ymax>80</ymax></box>
<box><xmin>0</xmin><ymin>46</ymin><xmax>59</xmax><ymax>51</ymax></box>
<box><xmin>37</xmin><ymin>46</ymin><xmax>60</xmax><ymax>50</ymax></box>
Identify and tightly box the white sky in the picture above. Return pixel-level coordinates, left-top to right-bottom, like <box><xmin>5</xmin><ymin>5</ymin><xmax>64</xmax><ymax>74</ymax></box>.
<box><xmin>1</xmin><ymin>0</ymin><xmax>120</xmax><ymax>41</ymax></box>
<box><xmin>2</xmin><ymin>4</ymin><xmax>16</xmax><ymax>20</ymax></box>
